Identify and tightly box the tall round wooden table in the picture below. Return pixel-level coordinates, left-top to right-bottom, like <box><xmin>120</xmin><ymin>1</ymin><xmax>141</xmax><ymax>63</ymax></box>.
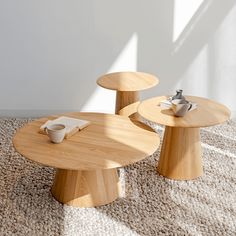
<box><xmin>97</xmin><ymin>72</ymin><xmax>159</xmax><ymax>118</ymax></box>
<box><xmin>138</xmin><ymin>96</ymin><xmax>231</xmax><ymax>180</ymax></box>
<box><xmin>13</xmin><ymin>112</ymin><xmax>160</xmax><ymax>207</ymax></box>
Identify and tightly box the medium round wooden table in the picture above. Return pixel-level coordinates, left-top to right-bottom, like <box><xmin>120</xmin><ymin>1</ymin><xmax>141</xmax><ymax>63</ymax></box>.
<box><xmin>138</xmin><ymin>96</ymin><xmax>231</xmax><ymax>180</ymax></box>
<box><xmin>13</xmin><ymin>112</ymin><xmax>160</xmax><ymax>207</ymax></box>
<box><xmin>97</xmin><ymin>72</ymin><xmax>159</xmax><ymax>118</ymax></box>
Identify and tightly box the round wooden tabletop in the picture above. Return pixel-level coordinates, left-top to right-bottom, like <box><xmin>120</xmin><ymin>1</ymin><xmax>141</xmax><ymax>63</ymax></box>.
<box><xmin>138</xmin><ymin>96</ymin><xmax>231</xmax><ymax>128</ymax></box>
<box><xmin>97</xmin><ymin>72</ymin><xmax>159</xmax><ymax>91</ymax></box>
<box><xmin>13</xmin><ymin>112</ymin><xmax>160</xmax><ymax>170</ymax></box>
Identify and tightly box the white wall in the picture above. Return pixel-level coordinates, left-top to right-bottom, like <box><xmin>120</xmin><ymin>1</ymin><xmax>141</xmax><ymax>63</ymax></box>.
<box><xmin>0</xmin><ymin>0</ymin><xmax>236</xmax><ymax>118</ymax></box>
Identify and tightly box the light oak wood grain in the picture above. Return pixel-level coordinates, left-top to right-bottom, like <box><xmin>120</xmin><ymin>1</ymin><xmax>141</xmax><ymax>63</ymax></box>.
<box><xmin>157</xmin><ymin>127</ymin><xmax>203</xmax><ymax>180</ymax></box>
<box><xmin>13</xmin><ymin>112</ymin><xmax>160</xmax><ymax>207</ymax></box>
<box><xmin>138</xmin><ymin>95</ymin><xmax>230</xmax><ymax>180</ymax></box>
<box><xmin>13</xmin><ymin>113</ymin><xmax>159</xmax><ymax>170</ymax></box>
<box><xmin>52</xmin><ymin>168</ymin><xmax>120</xmax><ymax>207</ymax></box>
<box><xmin>97</xmin><ymin>72</ymin><xmax>159</xmax><ymax>117</ymax></box>
<box><xmin>138</xmin><ymin>96</ymin><xmax>231</xmax><ymax>128</ymax></box>
<box><xmin>97</xmin><ymin>71</ymin><xmax>159</xmax><ymax>91</ymax></box>
<box><xmin>118</xmin><ymin>101</ymin><xmax>142</xmax><ymax>120</ymax></box>
<box><xmin>115</xmin><ymin>91</ymin><xmax>139</xmax><ymax>116</ymax></box>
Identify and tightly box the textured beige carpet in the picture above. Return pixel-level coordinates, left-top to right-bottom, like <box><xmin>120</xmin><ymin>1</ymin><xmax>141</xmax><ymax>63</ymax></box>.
<box><xmin>0</xmin><ymin>118</ymin><xmax>236</xmax><ymax>236</ymax></box>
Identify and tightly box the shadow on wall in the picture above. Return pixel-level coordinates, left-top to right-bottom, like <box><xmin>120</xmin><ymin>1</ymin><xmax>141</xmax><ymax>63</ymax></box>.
<box><xmin>0</xmin><ymin>0</ymin><xmax>235</xmax><ymax>116</ymax></box>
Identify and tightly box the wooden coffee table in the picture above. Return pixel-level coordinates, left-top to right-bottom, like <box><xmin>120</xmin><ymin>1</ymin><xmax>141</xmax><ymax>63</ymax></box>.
<box><xmin>97</xmin><ymin>72</ymin><xmax>159</xmax><ymax>119</ymax></box>
<box><xmin>138</xmin><ymin>96</ymin><xmax>231</xmax><ymax>180</ymax></box>
<box><xmin>13</xmin><ymin>112</ymin><xmax>160</xmax><ymax>207</ymax></box>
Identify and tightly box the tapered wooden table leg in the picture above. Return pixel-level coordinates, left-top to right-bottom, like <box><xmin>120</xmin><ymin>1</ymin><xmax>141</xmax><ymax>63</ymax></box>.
<box><xmin>157</xmin><ymin>126</ymin><xmax>203</xmax><ymax>180</ymax></box>
<box><xmin>51</xmin><ymin>168</ymin><xmax>120</xmax><ymax>207</ymax></box>
<box><xmin>115</xmin><ymin>91</ymin><xmax>139</xmax><ymax>114</ymax></box>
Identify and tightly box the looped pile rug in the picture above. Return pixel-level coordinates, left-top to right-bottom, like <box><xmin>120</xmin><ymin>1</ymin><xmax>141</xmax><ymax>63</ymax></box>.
<box><xmin>0</xmin><ymin>118</ymin><xmax>236</xmax><ymax>236</ymax></box>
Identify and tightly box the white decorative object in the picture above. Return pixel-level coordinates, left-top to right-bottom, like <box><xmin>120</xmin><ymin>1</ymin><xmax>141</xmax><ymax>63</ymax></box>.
<box><xmin>45</xmin><ymin>124</ymin><xmax>66</xmax><ymax>144</ymax></box>
<box><xmin>171</xmin><ymin>99</ymin><xmax>193</xmax><ymax>117</ymax></box>
<box><xmin>39</xmin><ymin>116</ymin><xmax>90</xmax><ymax>138</ymax></box>
<box><xmin>160</xmin><ymin>96</ymin><xmax>197</xmax><ymax>113</ymax></box>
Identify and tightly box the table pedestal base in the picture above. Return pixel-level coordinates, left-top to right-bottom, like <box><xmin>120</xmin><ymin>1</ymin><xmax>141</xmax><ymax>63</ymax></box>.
<box><xmin>51</xmin><ymin>168</ymin><xmax>120</xmax><ymax>207</ymax></box>
<box><xmin>157</xmin><ymin>126</ymin><xmax>203</xmax><ymax>180</ymax></box>
<box><xmin>115</xmin><ymin>91</ymin><xmax>139</xmax><ymax>115</ymax></box>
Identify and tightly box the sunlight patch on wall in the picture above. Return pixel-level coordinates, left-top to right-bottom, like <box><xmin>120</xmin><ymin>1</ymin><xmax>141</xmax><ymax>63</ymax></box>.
<box><xmin>107</xmin><ymin>32</ymin><xmax>138</xmax><ymax>73</ymax></box>
<box><xmin>81</xmin><ymin>33</ymin><xmax>138</xmax><ymax>113</ymax></box>
<box><xmin>175</xmin><ymin>44</ymin><xmax>209</xmax><ymax>96</ymax></box>
<box><xmin>173</xmin><ymin>0</ymin><xmax>204</xmax><ymax>42</ymax></box>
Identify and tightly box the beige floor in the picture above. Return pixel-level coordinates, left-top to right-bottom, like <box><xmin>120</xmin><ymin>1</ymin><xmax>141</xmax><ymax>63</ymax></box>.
<box><xmin>0</xmin><ymin>118</ymin><xmax>236</xmax><ymax>236</ymax></box>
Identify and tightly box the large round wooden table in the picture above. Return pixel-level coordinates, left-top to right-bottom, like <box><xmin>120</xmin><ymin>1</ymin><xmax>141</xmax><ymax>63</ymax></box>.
<box><xmin>138</xmin><ymin>96</ymin><xmax>231</xmax><ymax>180</ymax></box>
<box><xmin>13</xmin><ymin>112</ymin><xmax>160</xmax><ymax>207</ymax></box>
